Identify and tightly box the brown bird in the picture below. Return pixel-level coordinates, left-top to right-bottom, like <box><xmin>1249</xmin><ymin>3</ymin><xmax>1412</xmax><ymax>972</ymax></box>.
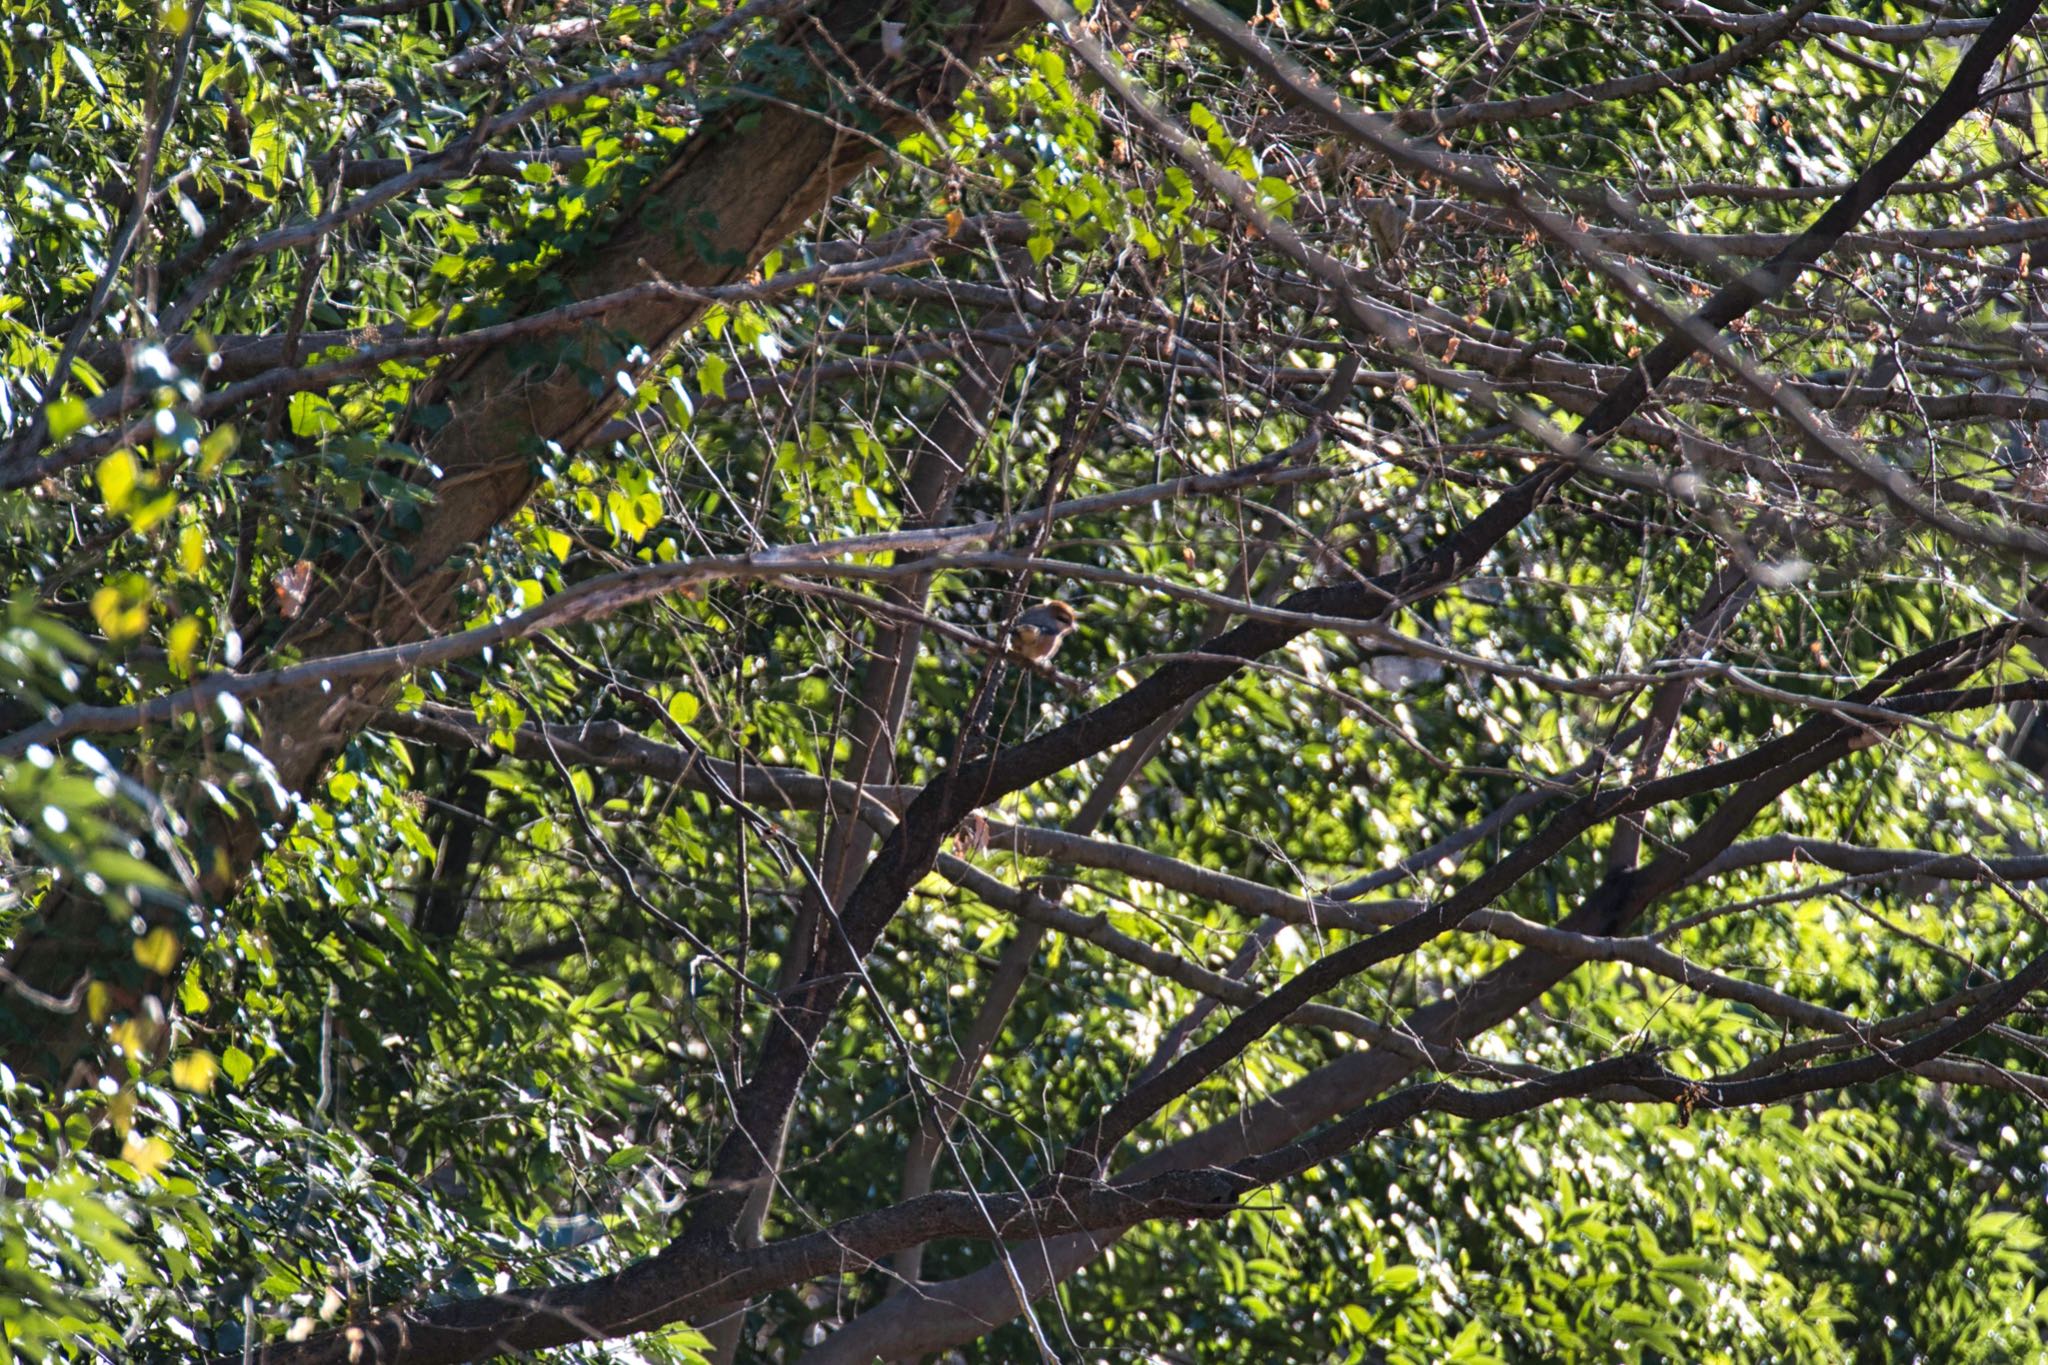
<box><xmin>1010</xmin><ymin>600</ymin><xmax>1078</xmax><ymax>662</ymax></box>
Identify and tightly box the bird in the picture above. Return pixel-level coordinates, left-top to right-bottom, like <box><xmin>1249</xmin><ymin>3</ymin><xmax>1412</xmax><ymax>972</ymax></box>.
<box><xmin>1010</xmin><ymin>600</ymin><xmax>1078</xmax><ymax>663</ymax></box>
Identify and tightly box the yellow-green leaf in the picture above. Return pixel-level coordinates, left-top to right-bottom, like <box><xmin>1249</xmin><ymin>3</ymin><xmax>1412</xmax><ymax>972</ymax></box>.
<box><xmin>199</xmin><ymin>423</ymin><xmax>237</xmax><ymax>475</ymax></box>
<box><xmin>97</xmin><ymin>448</ymin><xmax>139</xmax><ymax>510</ymax></box>
<box><xmin>47</xmin><ymin>396</ymin><xmax>90</xmax><ymax>439</ymax></box>
<box><xmin>167</xmin><ymin>616</ymin><xmax>201</xmax><ymax>678</ymax></box>
<box><xmin>171</xmin><ymin>1050</ymin><xmax>219</xmax><ymax>1094</ymax></box>
<box><xmin>178</xmin><ymin>524</ymin><xmax>208</xmax><ymax>575</ymax></box>
<box><xmin>696</xmin><ymin>353</ymin><xmax>729</xmax><ymax>400</ymax></box>
<box><xmin>91</xmin><ymin>580</ymin><xmax>152</xmax><ymax>641</ymax></box>
<box><xmin>134</xmin><ymin>926</ymin><xmax>181</xmax><ymax>974</ymax></box>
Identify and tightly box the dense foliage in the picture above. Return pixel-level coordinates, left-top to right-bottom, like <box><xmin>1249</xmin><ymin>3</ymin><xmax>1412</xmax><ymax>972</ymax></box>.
<box><xmin>5</xmin><ymin>0</ymin><xmax>2048</xmax><ymax>1361</ymax></box>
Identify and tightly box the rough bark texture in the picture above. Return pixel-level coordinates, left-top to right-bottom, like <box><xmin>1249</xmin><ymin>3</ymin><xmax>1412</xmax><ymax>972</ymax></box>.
<box><xmin>1</xmin><ymin>0</ymin><xmax>1043</xmax><ymax>1081</ymax></box>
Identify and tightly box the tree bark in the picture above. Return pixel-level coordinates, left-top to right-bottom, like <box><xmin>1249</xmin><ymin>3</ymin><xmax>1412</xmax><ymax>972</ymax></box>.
<box><xmin>1</xmin><ymin>0</ymin><xmax>1043</xmax><ymax>1083</ymax></box>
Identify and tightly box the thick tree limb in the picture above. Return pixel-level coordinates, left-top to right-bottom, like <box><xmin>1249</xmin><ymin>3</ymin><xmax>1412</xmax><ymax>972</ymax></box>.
<box><xmin>793</xmin><ymin>1</ymin><xmax>2048</xmax><ymax>1346</ymax></box>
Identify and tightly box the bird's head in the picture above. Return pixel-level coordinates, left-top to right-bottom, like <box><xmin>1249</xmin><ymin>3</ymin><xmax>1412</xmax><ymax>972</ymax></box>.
<box><xmin>1012</xmin><ymin>600</ymin><xmax>1079</xmax><ymax>661</ymax></box>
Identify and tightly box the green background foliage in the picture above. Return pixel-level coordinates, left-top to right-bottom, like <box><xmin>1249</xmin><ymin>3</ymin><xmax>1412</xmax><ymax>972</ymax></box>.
<box><xmin>4</xmin><ymin>0</ymin><xmax>2048</xmax><ymax>1360</ymax></box>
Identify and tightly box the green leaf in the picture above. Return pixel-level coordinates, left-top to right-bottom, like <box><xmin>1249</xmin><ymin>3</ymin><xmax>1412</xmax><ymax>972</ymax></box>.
<box><xmin>95</xmin><ymin>448</ymin><xmax>138</xmax><ymax>510</ymax></box>
<box><xmin>47</xmin><ymin>397</ymin><xmax>90</xmax><ymax>440</ymax></box>
<box><xmin>696</xmin><ymin>353</ymin><xmax>729</xmax><ymax>399</ymax></box>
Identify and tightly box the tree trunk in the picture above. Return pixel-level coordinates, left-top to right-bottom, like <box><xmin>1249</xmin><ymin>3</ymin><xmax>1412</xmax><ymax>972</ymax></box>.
<box><xmin>1</xmin><ymin>0</ymin><xmax>1042</xmax><ymax>1085</ymax></box>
